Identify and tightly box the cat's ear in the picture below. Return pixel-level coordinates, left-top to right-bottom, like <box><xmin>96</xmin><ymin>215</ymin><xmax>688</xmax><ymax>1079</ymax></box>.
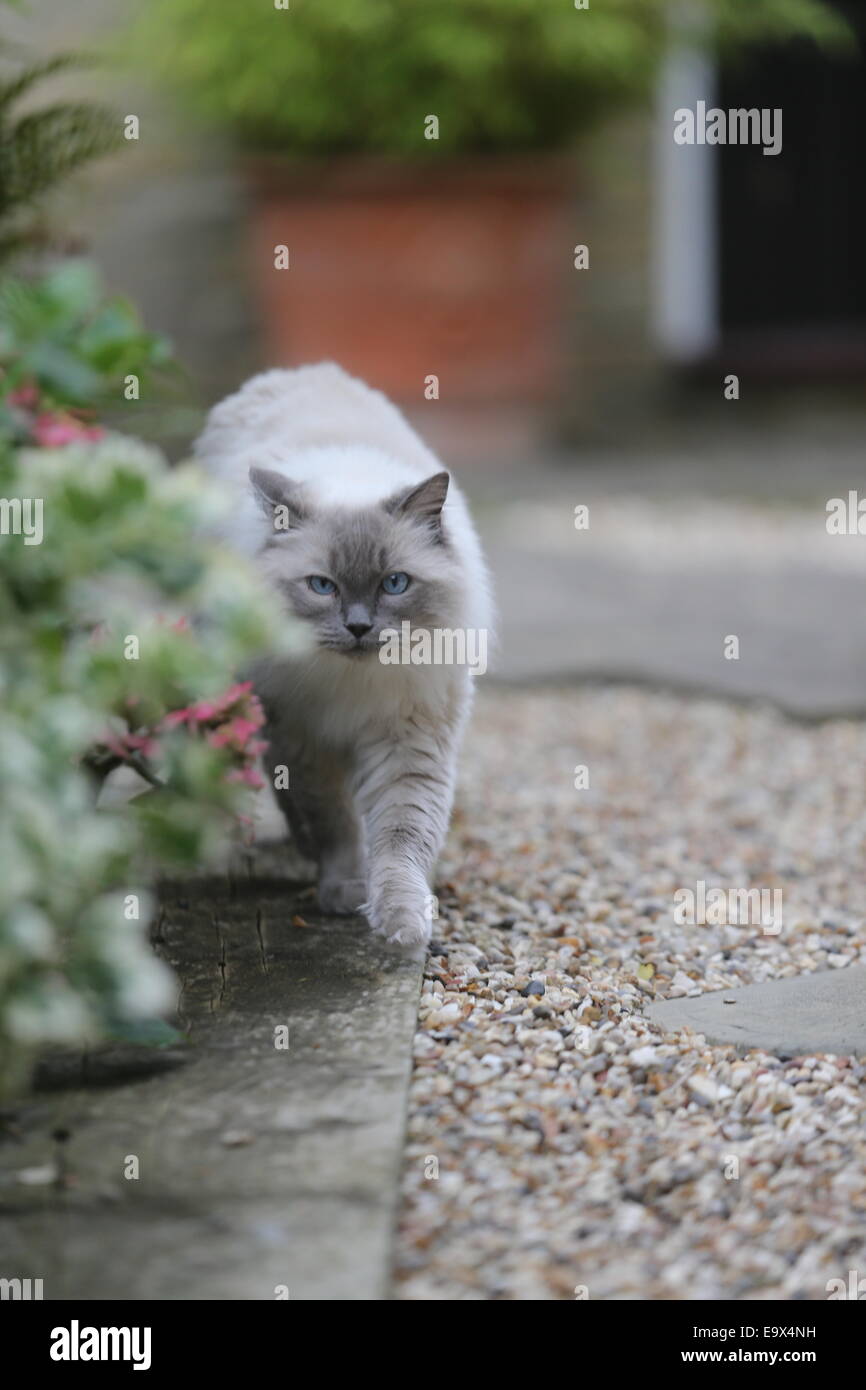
<box><xmin>384</xmin><ymin>471</ymin><xmax>449</xmax><ymax>535</ymax></box>
<box><xmin>249</xmin><ymin>466</ymin><xmax>307</xmax><ymax>533</ymax></box>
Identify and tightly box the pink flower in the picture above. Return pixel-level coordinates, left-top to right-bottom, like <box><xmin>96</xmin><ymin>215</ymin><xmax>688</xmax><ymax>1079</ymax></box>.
<box><xmin>207</xmin><ymin>717</ymin><xmax>266</xmax><ymax>751</ymax></box>
<box><xmin>100</xmin><ymin>730</ymin><xmax>160</xmax><ymax>761</ymax></box>
<box><xmin>32</xmin><ymin>412</ymin><xmax>105</xmax><ymax>447</ymax></box>
<box><xmin>161</xmin><ymin>682</ymin><xmax>263</xmax><ymax>733</ymax></box>
<box><xmin>166</xmin><ymin>707</ymin><xmax>192</xmax><ymax>729</ymax></box>
<box><xmin>226</xmin><ymin>766</ymin><xmax>266</xmax><ymax>788</ymax></box>
<box><xmin>159</xmin><ymin>681</ymin><xmax>268</xmax><ymax>793</ymax></box>
<box><xmin>8</xmin><ymin>383</ymin><xmax>39</xmax><ymax>408</ymax></box>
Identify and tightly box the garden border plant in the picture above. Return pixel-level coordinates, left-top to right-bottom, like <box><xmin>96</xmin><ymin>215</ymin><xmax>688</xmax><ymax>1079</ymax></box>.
<box><xmin>0</xmin><ymin>263</ymin><xmax>303</xmax><ymax>1098</ymax></box>
<box><xmin>0</xmin><ymin>14</ymin><xmax>306</xmax><ymax>1099</ymax></box>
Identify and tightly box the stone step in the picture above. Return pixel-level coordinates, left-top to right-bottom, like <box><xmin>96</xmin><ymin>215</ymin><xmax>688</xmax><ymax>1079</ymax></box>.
<box><xmin>647</xmin><ymin>966</ymin><xmax>866</xmax><ymax>1058</ymax></box>
<box><xmin>0</xmin><ymin>853</ymin><xmax>424</xmax><ymax>1300</ymax></box>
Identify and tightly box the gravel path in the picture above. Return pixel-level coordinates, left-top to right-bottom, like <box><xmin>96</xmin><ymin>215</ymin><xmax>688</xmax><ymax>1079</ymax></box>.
<box><xmin>395</xmin><ymin>686</ymin><xmax>866</xmax><ymax>1300</ymax></box>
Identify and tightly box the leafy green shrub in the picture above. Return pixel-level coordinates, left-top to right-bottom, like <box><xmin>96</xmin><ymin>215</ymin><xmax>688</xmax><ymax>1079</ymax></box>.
<box><xmin>0</xmin><ymin>340</ymin><xmax>299</xmax><ymax>1097</ymax></box>
<box><xmin>132</xmin><ymin>0</ymin><xmax>847</xmax><ymax>155</ymax></box>
<box><xmin>0</xmin><ymin>259</ymin><xmax>172</xmax><ymax>444</ymax></box>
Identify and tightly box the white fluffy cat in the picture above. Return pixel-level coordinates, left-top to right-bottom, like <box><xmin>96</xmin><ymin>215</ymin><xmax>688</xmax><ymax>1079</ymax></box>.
<box><xmin>195</xmin><ymin>364</ymin><xmax>493</xmax><ymax>946</ymax></box>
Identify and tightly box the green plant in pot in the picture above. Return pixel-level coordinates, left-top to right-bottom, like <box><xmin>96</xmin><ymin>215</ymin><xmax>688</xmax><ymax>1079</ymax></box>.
<box><xmin>132</xmin><ymin>0</ymin><xmax>847</xmax><ymax>404</ymax></box>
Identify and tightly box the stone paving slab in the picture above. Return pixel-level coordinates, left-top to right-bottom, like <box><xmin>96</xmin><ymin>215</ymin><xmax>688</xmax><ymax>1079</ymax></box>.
<box><xmin>0</xmin><ymin>845</ymin><xmax>424</xmax><ymax>1300</ymax></box>
<box><xmin>647</xmin><ymin>966</ymin><xmax>866</xmax><ymax>1058</ymax></box>
<box><xmin>480</xmin><ymin>496</ymin><xmax>866</xmax><ymax>717</ymax></box>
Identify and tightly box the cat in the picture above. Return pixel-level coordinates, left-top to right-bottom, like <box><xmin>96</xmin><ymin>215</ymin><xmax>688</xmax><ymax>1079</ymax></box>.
<box><xmin>194</xmin><ymin>364</ymin><xmax>493</xmax><ymax>946</ymax></box>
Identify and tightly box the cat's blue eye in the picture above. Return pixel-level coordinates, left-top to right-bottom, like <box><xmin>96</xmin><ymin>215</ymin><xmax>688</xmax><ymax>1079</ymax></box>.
<box><xmin>382</xmin><ymin>571</ymin><xmax>410</xmax><ymax>595</ymax></box>
<box><xmin>308</xmin><ymin>575</ymin><xmax>337</xmax><ymax>596</ymax></box>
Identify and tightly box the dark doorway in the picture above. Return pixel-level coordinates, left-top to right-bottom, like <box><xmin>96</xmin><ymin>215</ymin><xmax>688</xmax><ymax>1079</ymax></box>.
<box><xmin>718</xmin><ymin>1</ymin><xmax>866</xmax><ymax>374</ymax></box>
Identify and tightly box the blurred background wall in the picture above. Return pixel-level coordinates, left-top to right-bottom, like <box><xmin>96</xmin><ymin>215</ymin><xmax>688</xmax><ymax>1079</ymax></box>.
<box><xmin>5</xmin><ymin>0</ymin><xmax>864</xmax><ymax>463</ymax></box>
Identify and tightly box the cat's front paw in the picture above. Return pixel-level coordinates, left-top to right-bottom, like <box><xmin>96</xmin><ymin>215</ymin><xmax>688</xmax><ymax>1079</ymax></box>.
<box><xmin>366</xmin><ymin>901</ymin><xmax>431</xmax><ymax>948</ymax></box>
<box><xmin>319</xmin><ymin>876</ymin><xmax>367</xmax><ymax>915</ymax></box>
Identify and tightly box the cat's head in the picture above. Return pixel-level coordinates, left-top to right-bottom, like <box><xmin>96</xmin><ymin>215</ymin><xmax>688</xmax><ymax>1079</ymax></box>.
<box><xmin>250</xmin><ymin>465</ymin><xmax>462</xmax><ymax>658</ymax></box>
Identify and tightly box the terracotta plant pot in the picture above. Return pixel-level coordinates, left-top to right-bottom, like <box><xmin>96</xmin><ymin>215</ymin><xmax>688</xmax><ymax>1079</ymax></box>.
<box><xmin>244</xmin><ymin>157</ymin><xmax>576</xmax><ymax>406</ymax></box>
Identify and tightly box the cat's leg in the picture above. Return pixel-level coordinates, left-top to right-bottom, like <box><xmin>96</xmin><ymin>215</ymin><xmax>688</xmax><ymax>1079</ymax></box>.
<box><xmin>354</xmin><ymin>721</ymin><xmax>458</xmax><ymax>947</ymax></box>
<box><xmin>316</xmin><ymin>774</ymin><xmax>367</xmax><ymax>916</ymax></box>
<box><xmin>268</xmin><ymin>739</ymin><xmax>366</xmax><ymax>914</ymax></box>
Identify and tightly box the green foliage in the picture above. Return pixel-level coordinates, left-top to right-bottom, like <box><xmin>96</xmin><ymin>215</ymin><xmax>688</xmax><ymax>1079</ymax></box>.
<box><xmin>0</xmin><ymin>259</ymin><xmax>173</xmax><ymax>440</ymax></box>
<box><xmin>0</xmin><ymin>258</ymin><xmax>172</xmax><ymax>431</ymax></box>
<box><xmin>0</xmin><ymin>385</ymin><xmax>300</xmax><ymax>1096</ymax></box>
<box><xmin>132</xmin><ymin>0</ymin><xmax>849</xmax><ymax>155</ymax></box>
<box><xmin>0</xmin><ymin>38</ymin><xmax>119</xmax><ymax>260</ymax></box>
